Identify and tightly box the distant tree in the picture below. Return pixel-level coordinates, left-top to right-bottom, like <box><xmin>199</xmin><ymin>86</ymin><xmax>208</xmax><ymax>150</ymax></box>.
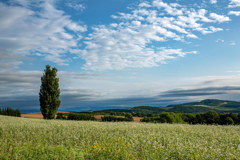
<box><xmin>39</xmin><ymin>65</ymin><xmax>61</xmax><ymax>119</ymax></box>
<box><xmin>125</xmin><ymin>113</ymin><xmax>133</xmax><ymax>121</ymax></box>
<box><xmin>56</xmin><ymin>113</ymin><xmax>66</xmax><ymax>119</ymax></box>
<box><xmin>182</xmin><ymin>113</ymin><xmax>197</xmax><ymax>124</ymax></box>
<box><xmin>68</xmin><ymin>113</ymin><xmax>95</xmax><ymax>121</ymax></box>
<box><xmin>224</xmin><ymin>117</ymin><xmax>234</xmax><ymax>125</ymax></box>
<box><xmin>203</xmin><ymin>111</ymin><xmax>220</xmax><ymax>124</ymax></box>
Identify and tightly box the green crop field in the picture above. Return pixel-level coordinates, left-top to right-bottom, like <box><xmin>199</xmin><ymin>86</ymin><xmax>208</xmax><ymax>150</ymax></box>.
<box><xmin>1</xmin><ymin>115</ymin><xmax>240</xmax><ymax>159</ymax></box>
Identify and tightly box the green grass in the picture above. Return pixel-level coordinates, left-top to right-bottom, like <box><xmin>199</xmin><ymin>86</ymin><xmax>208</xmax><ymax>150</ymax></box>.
<box><xmin>1</xmin><ymin>115</ymin><xmax>240</xmax><ymax>159</ymax></box>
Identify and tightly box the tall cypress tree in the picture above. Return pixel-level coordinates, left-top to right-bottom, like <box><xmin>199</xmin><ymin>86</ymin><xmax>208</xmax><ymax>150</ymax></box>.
<box><xmin>39</xmin><ymin>65</ymin><xmax>61</xmax><ymax>119</ymax></box>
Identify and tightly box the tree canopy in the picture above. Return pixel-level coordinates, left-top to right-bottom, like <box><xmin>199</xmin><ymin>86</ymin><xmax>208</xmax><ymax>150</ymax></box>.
<box><xmin>39</xmin><ymin>65</ymin><xmax>61</xmax><ymax>119</ymax></box>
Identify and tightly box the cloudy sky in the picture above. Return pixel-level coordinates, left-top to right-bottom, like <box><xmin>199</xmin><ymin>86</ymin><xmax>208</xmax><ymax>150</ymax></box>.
<box><xmin>1</xmin><ymin>0</ymin><xmax>240</xmax><ymax>112</ymax></box>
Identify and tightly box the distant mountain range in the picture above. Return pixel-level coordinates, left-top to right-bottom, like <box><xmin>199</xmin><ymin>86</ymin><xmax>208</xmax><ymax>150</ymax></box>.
<box><xmin>98</xmin><ymin>99</ymin><xmax>240</xmax><ymax>114</ymax></box>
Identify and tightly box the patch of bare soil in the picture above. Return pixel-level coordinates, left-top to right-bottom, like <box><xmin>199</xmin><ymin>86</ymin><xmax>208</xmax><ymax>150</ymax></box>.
<box><xmin>21</xmin><ymin>112</ymin><xmax>69</xmax><ymax>119</ymax></box>
<box><xmin>93</xmin><ymin>115</ymin><xmax>104</xmax><ymax>120</ymax></box>
<box><xmin>193</xmin><ymin>105</ymin><xmax>214</xmax><ymax>109</ymax></box>
<box><xmin>21</xmin><ymin>113</ymin><xmax>43</xmax><ymax>119</ymax></box>
<box><xmin>133</xmin><ymin>117</ymin><xmax>143</xmax><ymax>123</ymax></box>
<box><xmin>57</xmin><ymin>112</ymin><xmax>70</xmax><ymax>114</ymax></box>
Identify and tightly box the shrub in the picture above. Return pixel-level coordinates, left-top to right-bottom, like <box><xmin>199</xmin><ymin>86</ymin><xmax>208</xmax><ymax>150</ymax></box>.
<box><xmin>224</xmin><ymin>117</ymin><xmax>234</xmax><ymax>125</ymax></box>
<box><xmin>141</xmin><ymin>112</ymin><xmax>184</xmax><ymax>124</ymax></box>
<box><xmin>56</xmin><ymin>113</ymin><xmax>66</xmax><ymax>119</ymax></box>
<box><xmin>101</xmin><ymin>114</ymin><xmax>133</xmax><ymax>122</ymax></box>
<box><xmin>67</xmin><ymin>113</ymin><xmax>95</xmax><ymax>121</ymax></box>
<box><xmin>124</xmin><ymin>113</ymin><xmax>133</xmax><ymax>121</ymax></box>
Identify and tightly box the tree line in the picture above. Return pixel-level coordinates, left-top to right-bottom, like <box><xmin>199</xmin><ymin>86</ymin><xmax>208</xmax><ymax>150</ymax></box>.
<box><xmin>0</xmin><ymin>107</ymin><xmax>21</xmax><ymax>117</ymax></box>
<box><xmin>141</xmin><ymin>111</ymin><xmax>240</xmax><ymax>125</ymax></box>
<box><xmin>56</xmin><ymin>113</ymin><xmax>95</xmax><ymax>121</ymax></box>
<box><xmin>67</xmin><ymin>113</ymin><xmax>96</xmax><ymax>121</ymax></box>
<box><xmin>56</xmin><ymin>112</ymin><xmax>134</xmax><ymax>122</ymax></box>
<box><xmin>101</xmin><ymin>113</ymin><xmax>133</xmax><ymax>122</ymax></box>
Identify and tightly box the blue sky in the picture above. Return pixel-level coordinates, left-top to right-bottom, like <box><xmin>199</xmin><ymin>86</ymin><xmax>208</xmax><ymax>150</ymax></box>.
<box><xmin>1</xmin><ymin>0</ymin><xmax>240</xmax><ymax>111</ymax></box>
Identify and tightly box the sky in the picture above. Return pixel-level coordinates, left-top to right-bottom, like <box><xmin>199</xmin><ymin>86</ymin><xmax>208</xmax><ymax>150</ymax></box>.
<box><xmin>1</xmin><ymin>0</ymin><xmax>240</xmax><ymax>112</ymax></box>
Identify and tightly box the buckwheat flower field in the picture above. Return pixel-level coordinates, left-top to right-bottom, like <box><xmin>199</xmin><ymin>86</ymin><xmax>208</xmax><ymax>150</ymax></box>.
<box><xmin>1</xmin><ymin>115</ymin><xmax>240</xmax><ymax>159</ymax></box>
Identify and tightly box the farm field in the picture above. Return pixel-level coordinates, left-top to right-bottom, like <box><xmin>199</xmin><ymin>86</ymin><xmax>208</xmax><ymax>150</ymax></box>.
<box><xmin>21</xmin><ymin>112</ymin><xmax>69</xmax><ymax>119</ymax></box>
<box><xmin>1</xmin><ymin>115</ymin><xmax>240</xmax><ymax>159</ymax></box>
<box><xmin>21</xmin><ymin>112</ymin><xmax>45</xmax><ymax>119</ymax></box>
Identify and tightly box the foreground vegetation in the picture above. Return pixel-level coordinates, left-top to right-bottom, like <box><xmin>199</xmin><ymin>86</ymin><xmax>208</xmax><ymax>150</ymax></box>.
<box><xmin>1</xmin><ymin>115</ymin><xmax>240</xmax><ymax>159</ymax></box>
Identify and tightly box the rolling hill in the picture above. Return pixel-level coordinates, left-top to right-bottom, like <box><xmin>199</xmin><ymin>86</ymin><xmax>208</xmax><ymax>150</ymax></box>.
<box><xmin>93</xmin><ymin>99</ymin><xmax>240</xmax><ymax>114</ymax></box>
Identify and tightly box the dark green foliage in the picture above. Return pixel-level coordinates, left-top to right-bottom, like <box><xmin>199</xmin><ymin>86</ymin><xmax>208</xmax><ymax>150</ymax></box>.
<box><xmin>183</xmin><ymin>99</ymin><xmax>230</xmax><ymax>106</ymax></box>
<box><xmin>197</xmin><ymin>99</ymin><xmax>225</xmax><ymax>106</ymax></box>
<box><xmin>141</xmin><ymin>111</ymin><xmax>240</xmax><ymax>125</ymax></box>
<box><xmin>171</xmin><ymin>99</ymin><xmax>240</xmax><ymax>111</ymax></box>
<box><xmin>125</xmin><ymin>113</ymin><xmax>133</xmax><ymax>121</ymax></box>
<box><xmin>68</xmin><ymin>99</ymin><xmax>240</xmax><ymax>124</ymax></box>
<box><xmin>101</xmin><ymin>113</ymin><xmax>134</xmax><ymax>122</ymax></box>
<box><xmin>141</xmin><ymin>112</ymin><xmax>184</xmax><ymax>123</ymax></box>
<box><xmin>39</xmin><ymin>65</ymin><xmax>61</xmax><ymax>119</ymax></box>
<box><xmin>200</xmin><ymin>99</ymin><xmax>240</xmax><ymax>108</ymax></box>
<box><xmin>224</xmin><ymin>117</ymin><xmax>234</xmax><ymax>125</ymax></box>
<box><xmin>95</xmin><ymin>106</ymin><xmax>167</xmax><ymax>116</ymax></box>
<box><xmin>67</xmin><ymin>113</ymin><xmax>95</xmax><ymax>121</ymax></box>
<box><xmin>0</xmin><ymin>107</ymin><xmax>21</xmax><ymax>117</ymax></box>
<box><xmin>88</xmin><ymin>99</ymin><xmax>240</xmax><ymax>116</ymax></box>
<box><xmin>182</xmin><ymin>114</ymin><xmax>197</xmax><ymax>124</ymax></box>
<box><xmin>56</xmin><ymin>113</ymin><xmax>66</xmax><ymax>119</ymax></box>
<box><xmin>167</xmin><ymin>105</ymin><xmax>212</xmax><ymax>113</ymax></box>
<box><xmin>101</xmin><ymin>115</ymin><xmax>122</xmax><ymax>122</ymax></box>
<box><xmin>201</xmin><ymin>111</ymin><xmax>220</xmax><ymax>124</ymax></box>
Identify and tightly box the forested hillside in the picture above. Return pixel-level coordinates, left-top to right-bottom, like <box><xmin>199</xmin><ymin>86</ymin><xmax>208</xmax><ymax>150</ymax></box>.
<box><xmin>89</xmin><ymin>99</ymin><xmax>240</xmax><ymax>116</ymax></box>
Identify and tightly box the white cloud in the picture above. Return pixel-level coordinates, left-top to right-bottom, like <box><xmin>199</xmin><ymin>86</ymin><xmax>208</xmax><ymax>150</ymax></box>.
<box><xmin>67</xmin><ymin>22</ymin><xmax>87</xmax><ymax>32</ymax></box>
<box><xmin>131</xmin><ymin>20</ymin><xmax>141</xmax><ymax>26</ymax></box>
<box><xmin>210</xmin><ymin>0</ymin><xmax>217</xmax><ymax>4</ymax></box>
<box><xmin>0</xmin><ymin>70</ymin><xmax>42</xmax><ymax>97</ymax></box>
<box><xmin>2</xmin><ymin>68</ymin><xmax>240</xmax><ymax>108</ymax></box>
<box><xmin>230</xmin><ymin>41</ymin><xmax>236</xmax><ymax>45</ymax></box>
<box><xmin>195</xmin><ymin>26</ymin><xmax>223</xmax><ymax>34</ymax></box>
<box><xmin>0</xmin><ymin>0</ymin><xmax>233</xmax><ymax>71</ymax></box>
<box><xmin>66</xmin><ymin>2</ymin><xmax>85</xmax><ymax>11</ymax></box>
<box><xmin>148</xmin><ymin>17</ymin><xmax>188</xmax><ymax>34</ymax></box>
<box><xmin>187</xmin><ymin>33</ymin><xmax>198</xmax><ymax>39</ymax></box>
<box><xmin>209</xmin><ymin>26</ymin><xmax>223</xmax><ymax>32</ymax></box>
<box><xmin>152</xmin><ymin>0</ymin><xmax>183</xmax><ymax>16</ymax></box>
<box><xmin>72</xmin><ymin>0</ymin><xmax>232</xmax><ymax>70</ymax></box>
<box><xmin>229</xmin><ymin>0</ymin><xmax>240</xmax><ymax>8</ymax></box>
<box><xmin>0</xmin><ymin>69</ymin><xmax>103</xmax><ymax>101</ymax></box>
<box><xmin>0</xmin><ymin>48</ymin><xmax>32</xmax><ymax>69</ymax></box>
<box><xmin>139</xmin><ymin>2</ymin><xmax>151</xmax><ymax>8</ymax></box>
<box><xmin>197</xmin><ymin>9</ymin><xmax>214</xmax><ymax>22</ymax></box>
<box><xmin>0</xmin><ymin>1</ymin><xmax>87</xmax><ymax>66</ymax></box>
<box><xmin>77</xmin><ymin>22</ymin><xmax>196</xmax><ymax>70</ymax></box>
<box><xmin>228</xmin><ymin>11</ymin><xmax>240</xmax><ymax>16</ymax></box>
<box><xmin>209</xmin><ymin>13</ymin><xmax>231</xmax><ymax>23</ymax></box>
<box><xmin>216</xmin><ymin>39</ymin><xmax>224</xmax><ymax>42</ymax></box>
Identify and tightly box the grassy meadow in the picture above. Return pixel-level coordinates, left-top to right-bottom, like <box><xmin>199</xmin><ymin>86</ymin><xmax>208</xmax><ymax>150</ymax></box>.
<box><xmin>1</xmin><ymin>115</ymin><xmax>240</xmax><ymax>159</ymax></box>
